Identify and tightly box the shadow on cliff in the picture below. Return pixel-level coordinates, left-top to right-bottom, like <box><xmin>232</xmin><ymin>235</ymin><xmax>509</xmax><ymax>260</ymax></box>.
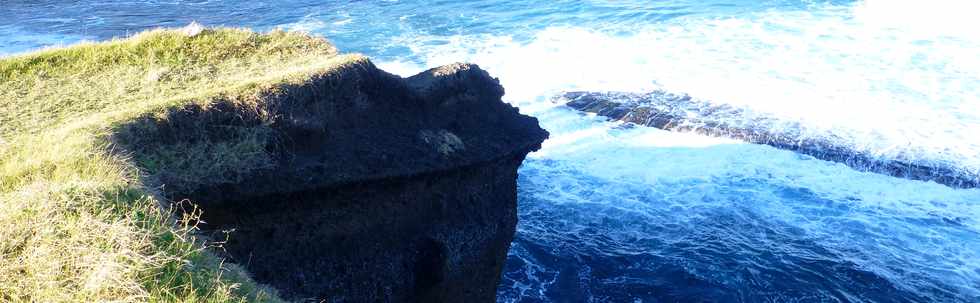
<box><xmin>110</xmin><ymin>58</ymin><xmax>548</xmax><ymax>301</ymax></box>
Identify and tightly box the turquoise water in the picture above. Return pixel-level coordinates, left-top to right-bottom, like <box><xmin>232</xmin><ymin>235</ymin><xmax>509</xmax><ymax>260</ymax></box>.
<box><xmin>3</xmin><ymin>1</ymin><xmax>979</xmax><ymax>302</ymax></box>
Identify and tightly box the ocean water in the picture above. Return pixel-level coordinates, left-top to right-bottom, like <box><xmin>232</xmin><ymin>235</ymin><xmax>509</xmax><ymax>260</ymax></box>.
<box><xmin>3</xmin><ymin>1</ymin><xmax>979</xmax><ymax>302</ymax></box>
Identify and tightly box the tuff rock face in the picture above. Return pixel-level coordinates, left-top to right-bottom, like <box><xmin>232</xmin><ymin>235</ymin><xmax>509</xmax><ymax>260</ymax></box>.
<box><xmin>561</xmin><ymin>90</ymin><xmax>977</xmax><ymax>188</ymax></box>
<box><xmin>138</xmin><ymin>60</ymin><xmax>548</xmax><ymax>301</ymax></box>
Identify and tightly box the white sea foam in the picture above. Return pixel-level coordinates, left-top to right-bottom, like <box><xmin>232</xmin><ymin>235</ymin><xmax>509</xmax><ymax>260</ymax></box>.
<box><xmin>379</xmin><ymin>0</ymin><xmax>980</xmax><ymax>180</ymax></box>
<box><xmin>378</xmin><ymin>0</ymin><xmax>980</xmax><ymax>297</ymax></box>
<box><xmin>283</xmin><ymin>17</ymin><xmax>328</xmax><ymax>33</ymax></box>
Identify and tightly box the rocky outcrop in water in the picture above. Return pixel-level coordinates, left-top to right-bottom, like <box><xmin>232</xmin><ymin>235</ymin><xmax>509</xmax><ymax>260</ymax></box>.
<box><xmin>560</xmin><ymin>91</ymin><xmax>977</xmax><ymax>188</ymax></box>
<box><xmin>127</xmin><ymin>60</ymin><xmax>547</xmax><ymax>301</ymax></box>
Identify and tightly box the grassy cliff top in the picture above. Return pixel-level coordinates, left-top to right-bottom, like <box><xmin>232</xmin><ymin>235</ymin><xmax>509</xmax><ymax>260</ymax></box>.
<box><xmin>0</xmin><ymin>27</ymin><xmax>362</xmax><ymax>302</ymax></box>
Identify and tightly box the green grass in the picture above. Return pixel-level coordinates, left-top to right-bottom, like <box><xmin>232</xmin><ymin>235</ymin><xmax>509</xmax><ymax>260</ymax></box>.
<box><xmin>0</xmin><ymin>27</ymin><xmax>364</xmax><ymax>302</ymax></box>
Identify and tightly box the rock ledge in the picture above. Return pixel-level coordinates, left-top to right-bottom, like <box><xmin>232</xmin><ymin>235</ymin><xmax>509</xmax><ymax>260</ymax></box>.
<box><xmin>125</xmin><ymin>59</ymin><xmax>548</xmax><ymax>301</ymax></box>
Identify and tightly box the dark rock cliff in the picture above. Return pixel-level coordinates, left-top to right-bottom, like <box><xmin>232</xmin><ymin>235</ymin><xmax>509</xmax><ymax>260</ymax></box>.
<box><xmin>120</xmin><ymin>59</ymin><xmax>548</xmax><ymax>301</ymax></box>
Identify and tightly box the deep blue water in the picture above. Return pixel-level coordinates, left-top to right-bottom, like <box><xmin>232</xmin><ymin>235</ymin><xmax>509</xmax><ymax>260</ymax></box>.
<box><xmin>3</xmin><ymin>1</ymin><xmax>979</xmax><ymax>302</ymax></box>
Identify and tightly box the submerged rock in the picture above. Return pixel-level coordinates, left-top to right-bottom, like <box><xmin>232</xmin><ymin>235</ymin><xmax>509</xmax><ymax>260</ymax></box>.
<box><xmin>560</xmin><ymin>90</ymin><xmax>978</xmax><ymax>188</ymax></box>
<box><xmin>120</xmin><ymin>60</ymin><xmax>547</xmax><ymax>301</ymax></box>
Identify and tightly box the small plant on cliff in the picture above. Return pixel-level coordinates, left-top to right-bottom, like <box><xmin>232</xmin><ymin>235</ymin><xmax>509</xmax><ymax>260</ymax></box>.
<box><xmin>0</xmin><ymin>27</ymin><xmax>362</xmax><ymax>302</ymax></box>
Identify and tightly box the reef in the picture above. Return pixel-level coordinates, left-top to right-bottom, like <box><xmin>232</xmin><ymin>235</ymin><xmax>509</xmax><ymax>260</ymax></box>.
<box><xmin>560</xmin><ymin>90</ymin><xmax>977</xmax><ymax>188</ymax></box>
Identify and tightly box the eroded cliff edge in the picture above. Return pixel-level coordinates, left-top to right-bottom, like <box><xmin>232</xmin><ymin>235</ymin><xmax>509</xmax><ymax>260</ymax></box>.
<box><xmin>116</xmin><ymin>58</ymin><xmax>548</xmax><ymax>301</ymax></box>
